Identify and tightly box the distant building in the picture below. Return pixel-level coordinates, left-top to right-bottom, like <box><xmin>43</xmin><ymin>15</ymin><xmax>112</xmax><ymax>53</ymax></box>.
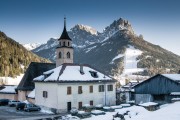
<box><xmin>0</xmin><ymin>85</ymin><xmax>18</xmax><ymax>100</ymax></box>
<box><xmin>116</xmin><ymin>81</ymin><xmax>139</xmax><ymax>104</ymax></box>
<box><xmin>33</xmin><ymin>17</ymin><xmax>116</xmax><ymax>113</ymax></box>
<box><xmin>134</xmin><ymin>74</ymin><xmax>180</xmax><ymax>104</ymax></box>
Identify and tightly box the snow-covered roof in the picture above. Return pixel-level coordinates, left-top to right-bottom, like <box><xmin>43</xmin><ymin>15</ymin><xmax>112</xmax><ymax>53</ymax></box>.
<box><xmin>170</xmin><ymin>92</ymin><xmax>180</xmax><ymax>95</ymax></box>
<box><xmin>34</xmin><ymin>63</ymin><xmax>115</xmax><ymax>83</ymax></box>
<box><xmin>27</xmin><ymin>89</ymin><xmax>35</xmax><ymax>99</ymax></box>
<box><xmin>162</xmin><ymin>74</ymin><xmax>180</xmax><ymax>81</ymax></box>
<box><xmin>0</xmin><ymin>86</ymin><xmax>17</xmax><ymax>94</ymax></box>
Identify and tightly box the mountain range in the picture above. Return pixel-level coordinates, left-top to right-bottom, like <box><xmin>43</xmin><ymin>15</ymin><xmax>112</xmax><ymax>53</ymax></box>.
<box><xmin>23</xmin><ymin>18</ymin><xmax>180</xmax><ymax>78</ymax></box>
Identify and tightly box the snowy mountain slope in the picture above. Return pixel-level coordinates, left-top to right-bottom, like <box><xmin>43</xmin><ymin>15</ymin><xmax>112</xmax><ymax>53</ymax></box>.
<box><xmin>23</xmin><ymin>43</ymin><xmax>42</xmax><ymax>50</ymax></box>
<box><xmin>32</xmin><ymin>18</ymin><xmax>180</xmax><ymax>77</ymax></box>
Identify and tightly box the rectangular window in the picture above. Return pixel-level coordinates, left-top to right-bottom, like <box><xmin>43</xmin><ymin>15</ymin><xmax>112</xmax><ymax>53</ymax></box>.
<box><xmin>43</xmin><ymin>91</ymin><xmax>48</xmax><ymax>98</ymax></box>
<box><xmin>67</xmin><ymin>86</ymin><xmax>71</xmax><ymax>95</ymax></box>
<box><xmin>99</xmin><ymin>85</ymin><xmax>104</xmax><ymax>92</ymax></box>
<box><xmin>89</xmin><ymin>85</ymin><xmax>93</xmax><ymax>93</ymax></box>
<box><xmin>90</xmin><ymin>100</ymin><xmax>93</xmax><ymax>106</ymax></box>
<box><xmin>78</xmin><ymin>86</ymin><xmax>83</xmax><ymax>94</ymax></box>
<box><xmin>79</xmin><ymin>102</ymin><xmax>82</xmax><ymax>109</ymax></box>
<box><xmin>108</xmin><ymin>85</ymin><xmax>113</xmax><ymax>91</ymax></box>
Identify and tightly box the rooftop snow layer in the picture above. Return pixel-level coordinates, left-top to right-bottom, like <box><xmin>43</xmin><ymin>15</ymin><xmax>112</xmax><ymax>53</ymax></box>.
<box><xmin>34</xmin><ymin>64</ymin><xmax>113</xmax><ymax>82</ymax></box>
<box><xmin>0</xmin><ymin>86</ymin><xmax>17</xmax><ymax>93</ymax></box>
<box><xmin>162</xmin><ymin>74</ymin><xmax>180</xmax><ymax>81</ymax></box>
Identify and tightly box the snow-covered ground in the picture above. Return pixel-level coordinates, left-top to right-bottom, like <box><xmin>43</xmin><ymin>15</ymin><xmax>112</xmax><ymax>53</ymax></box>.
<box><xmin>82</xmin><ymin>102</ymin><xmax>180</xmax><ymax>120</ymax></box>
<box><xmin>110</xmin><ymin>54</ymin><xmax>124</xmax><ymax>64</ymax></box>
<box><xmin>0</xmin><ymin>74</ymin><xmax>23</xmax><ymax>85</ymax></box>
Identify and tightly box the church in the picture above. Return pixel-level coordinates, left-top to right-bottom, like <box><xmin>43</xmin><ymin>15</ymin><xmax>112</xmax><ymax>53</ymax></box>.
<box><xmin>26</xmin><ymin>18</ymin><xmax>116</xmax><ymax>113</ymax></box>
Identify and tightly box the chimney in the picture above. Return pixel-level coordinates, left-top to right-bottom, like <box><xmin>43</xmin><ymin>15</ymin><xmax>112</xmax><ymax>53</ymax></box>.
<box><xmin>80</xmin><ymin>65</ymin><xmax>84</xmax><ymax>75</ymax></box>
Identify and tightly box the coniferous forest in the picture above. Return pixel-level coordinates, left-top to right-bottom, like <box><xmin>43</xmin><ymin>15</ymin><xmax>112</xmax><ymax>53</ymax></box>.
<box><xmin>0</xmin><ymin>31</ymin><xmax>50</xmax><ymax>77</ymax></box>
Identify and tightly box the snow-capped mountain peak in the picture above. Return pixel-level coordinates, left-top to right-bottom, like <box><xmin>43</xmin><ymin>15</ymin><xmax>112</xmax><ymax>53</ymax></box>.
<box><xmin>23</xmin><ymin>43</ymin><xmax>42</xmax><ymax>50</ymax></box>
<box><xmin>71</xmin><ymin>24</ymin><xmax>98</xmax><ymax>35</ymax></box>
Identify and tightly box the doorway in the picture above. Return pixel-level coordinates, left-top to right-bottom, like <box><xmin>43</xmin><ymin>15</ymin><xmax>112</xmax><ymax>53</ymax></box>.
<box><xmin>67</xmin><ymin>102</ymin><xmax>71</xmax><ymax>111</ymax></box>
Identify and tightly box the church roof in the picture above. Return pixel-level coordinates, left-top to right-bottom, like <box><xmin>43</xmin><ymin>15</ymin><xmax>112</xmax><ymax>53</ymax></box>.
<box><xmin>16</xmin><ymin>62</ymin><xmax>56</xmax><ymax>91</ymax></box>
<box><xmin>58</xmin><ymin>17</ymin><xmax>72</xmax><ymax>41</ymax></box>
<box><xmin>34</xmin><ymin>63</ymin><xmax>116</xmax><ymax>83</ymax></box>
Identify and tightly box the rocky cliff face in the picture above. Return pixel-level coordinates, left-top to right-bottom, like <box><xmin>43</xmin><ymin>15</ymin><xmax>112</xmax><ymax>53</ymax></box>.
<box><xmin>32</xmin><ymin>18</ymin><xmax>180</xmax><ymax>77</ymax></box>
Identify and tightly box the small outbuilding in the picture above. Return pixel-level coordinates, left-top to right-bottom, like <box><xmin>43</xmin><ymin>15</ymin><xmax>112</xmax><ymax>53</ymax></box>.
<box><xmin>134</xmin><ymin>74</ymin><xmax>180</xmax><ymax>104</ymax></box>
<box><xmin>0</xmin><ymin>85</ymin><xmax>18</xmax><ymax>100</ymax></box>
<box><xmin>16</xmin><ymin>62</ymin><xmax>55</xmax><ymax>101</ymax></box>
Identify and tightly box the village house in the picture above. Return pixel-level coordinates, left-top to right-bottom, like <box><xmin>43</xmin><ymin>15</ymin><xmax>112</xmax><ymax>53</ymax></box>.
<box><xmin>33</xmin><ymin>17</ymin><xmax>116</xmax><ymax>113</ymax></box>
<box><xmin>16</xmin><ymin>62</ymin><xmax>55</xmax><ymax>101</ymax></box>
<box><xmin>0</xmin><ymin>85</ymin><xmax>18</xmax><ymax>100</ymax></box>
<box><xmin>134</xmin><ymin>74</ymin><xmax>180</xmax><ymax>104</ymax></box>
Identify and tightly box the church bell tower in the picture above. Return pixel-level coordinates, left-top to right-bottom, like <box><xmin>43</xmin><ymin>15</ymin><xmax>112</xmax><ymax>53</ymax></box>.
<box><xmin>56</xmin><ymin>17</ymin><xmax>74</xmax><ymax>67</ymax></box>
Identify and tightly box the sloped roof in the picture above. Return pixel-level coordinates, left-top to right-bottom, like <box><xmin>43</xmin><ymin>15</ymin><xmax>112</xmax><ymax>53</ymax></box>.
<box><xmin>34</xmin><ymin>63</ymin><xmax>116</xmax><ymax>83</ymax></box>
<box><xmin>58</xmin><ymin>17</ymin><xmax>72</xmax><ymax>41</ymax></box>
<box><xmin>134</xmin><ymin>74</ymin><xmax>180</xmax><ymax>88</ymax></box>
<box><xmin>162</xmin><ymin>74</ymin><xmax>180</xmax><ymax>81</ymax></box>
<box><xmin>58</xmin><ymin>26</ymin><xmax>72</xmax><ymax>40</ymax></box>
<box><xmin>17</xmin><ymin>62</ymin><xmax>55</xmax><ymax>91</ymax></box>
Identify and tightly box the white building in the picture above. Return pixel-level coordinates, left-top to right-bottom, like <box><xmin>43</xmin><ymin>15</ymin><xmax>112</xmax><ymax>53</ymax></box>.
<box><xmin>34</xmin><ymin>64</ymin><xmax>116</xmax><ymax>113</ymax></box>
<box><xmin>33</xmin><ymin>17</ymin><xmax>116</xmax><ymax>113</ymax></box>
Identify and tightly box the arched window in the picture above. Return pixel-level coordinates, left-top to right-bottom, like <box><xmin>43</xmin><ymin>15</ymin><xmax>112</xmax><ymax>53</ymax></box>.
<box><xmin>67</xmin><ymin>52</ymin><xmax>70</xmax><ymax>58</ymax></box>
<box><xmin>59</xmin><ymin>42</ymin><xmax>61</xmax><ymax>46</ymax></box>
<box><xmin>59</xmin><ymin>52</ymin><xmax>62</xmax><ymax>58</ymax></box>
<box><xmin>68</xmin><ymin>42</ymin><xmax>70</xmax><ymax>46</ymax></box>
<box><xmin>63</xmin><ymin>42</ymin><xmax>65</xmax><ymax>46</ymax></box>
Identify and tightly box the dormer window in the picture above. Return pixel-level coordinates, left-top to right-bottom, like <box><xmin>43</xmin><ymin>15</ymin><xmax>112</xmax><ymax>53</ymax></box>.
<box><xmin>44</xmin><ymin>71</ymin><xmax>54</xmax><ymax>79</ymax></box>
<box><xmin>89</xmin><ymin>71</ymin><xmax>98</xmax><ymax>78</ymax></box>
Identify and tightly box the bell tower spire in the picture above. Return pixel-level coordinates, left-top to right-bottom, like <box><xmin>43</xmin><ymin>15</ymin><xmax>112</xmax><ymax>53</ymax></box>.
<box><xmin>64</xmin><ymin>16</ymin><xmax>66</xmax><ymax>28</ymax></box>
<box><xmin>56</xmin><ymin>17</ymin><xmax>74</xmax><ymax>67</ymax></box>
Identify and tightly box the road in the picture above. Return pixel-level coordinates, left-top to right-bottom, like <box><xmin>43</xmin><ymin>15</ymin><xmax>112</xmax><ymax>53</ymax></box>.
<box><xmin>0</xmin><ymin>106</ymin><xmax>60</xmax><ymax>120</ymax></box>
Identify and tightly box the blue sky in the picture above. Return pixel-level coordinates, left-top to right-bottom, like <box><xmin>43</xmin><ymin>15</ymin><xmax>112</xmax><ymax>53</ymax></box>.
<box><xmin>0</xmin><ymin>0</ymin><xmax>180</xmax><ymax>55</ymax></box>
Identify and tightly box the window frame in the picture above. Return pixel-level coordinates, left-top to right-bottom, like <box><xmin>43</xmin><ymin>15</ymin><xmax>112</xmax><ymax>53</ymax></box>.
<box><xmin>79</xmin><ymin>102</ymin><xmax>82</xmax><ymax>109</ymax></box>
<box><xmin>89</xmin><ymin>85</ymin><xmax>93</xmax><ymax>93</ymax></box>
<box><xmin>107</xmin><ymin>85</ymin><xmax>113</xmax><ymax>91</ymax></box>
<box><xmin>67</xmin><ymin>52</ymin><xmax>70</xmax><ymax>59</ymax></box>
<box><xmin>99</xmin><ymin>85</ymin><xmax>104</xmax><ymax>92</ymax></box>
<box><xmin>67</xmin><ymin>86</ymin><xmax>72</xmax><ymax>95</ymax></box>
<box><xmin>43</xmin><ymin>91</ymin><xmax>48</xmax><ymax>98</ymax></box>
<box><xmin>78</xmin><ymin>86</ymin><xmax>83</xmax><ymax>94</ymax></box>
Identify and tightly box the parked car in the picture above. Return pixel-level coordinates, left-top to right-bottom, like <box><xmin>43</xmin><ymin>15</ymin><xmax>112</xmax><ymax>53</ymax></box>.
<box><xmin>91</xmin><ymin>110</ymin><xmax>106</xmax><ymax>116</ymax></box>
<box><xmin>16</xmin><ymin>102</ymin><xmax>26</xmax><ymax>110</ymax></box>
<box><xmin>8</xmin><ymin>100</ymin><xmax>21</xmax><ymax>107</ymax></box>
<box><xmin>24</xmin><ymin>103</ymin><xmax>41</xmax><ymax>112</ymax></box>
<box><xmin>76</xmin><ymin>111</ymin><xmax>91</xmax><ymax>119</ymax></box>
<box><xmin>70</xmin><ymin>107</ymin><xmax>79</xmax><ymax>116</ymax></box>
<box><xmin>0</xmin><ymin>99</ymin><xmax>10</xmax><ymax>106</ymax></box>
